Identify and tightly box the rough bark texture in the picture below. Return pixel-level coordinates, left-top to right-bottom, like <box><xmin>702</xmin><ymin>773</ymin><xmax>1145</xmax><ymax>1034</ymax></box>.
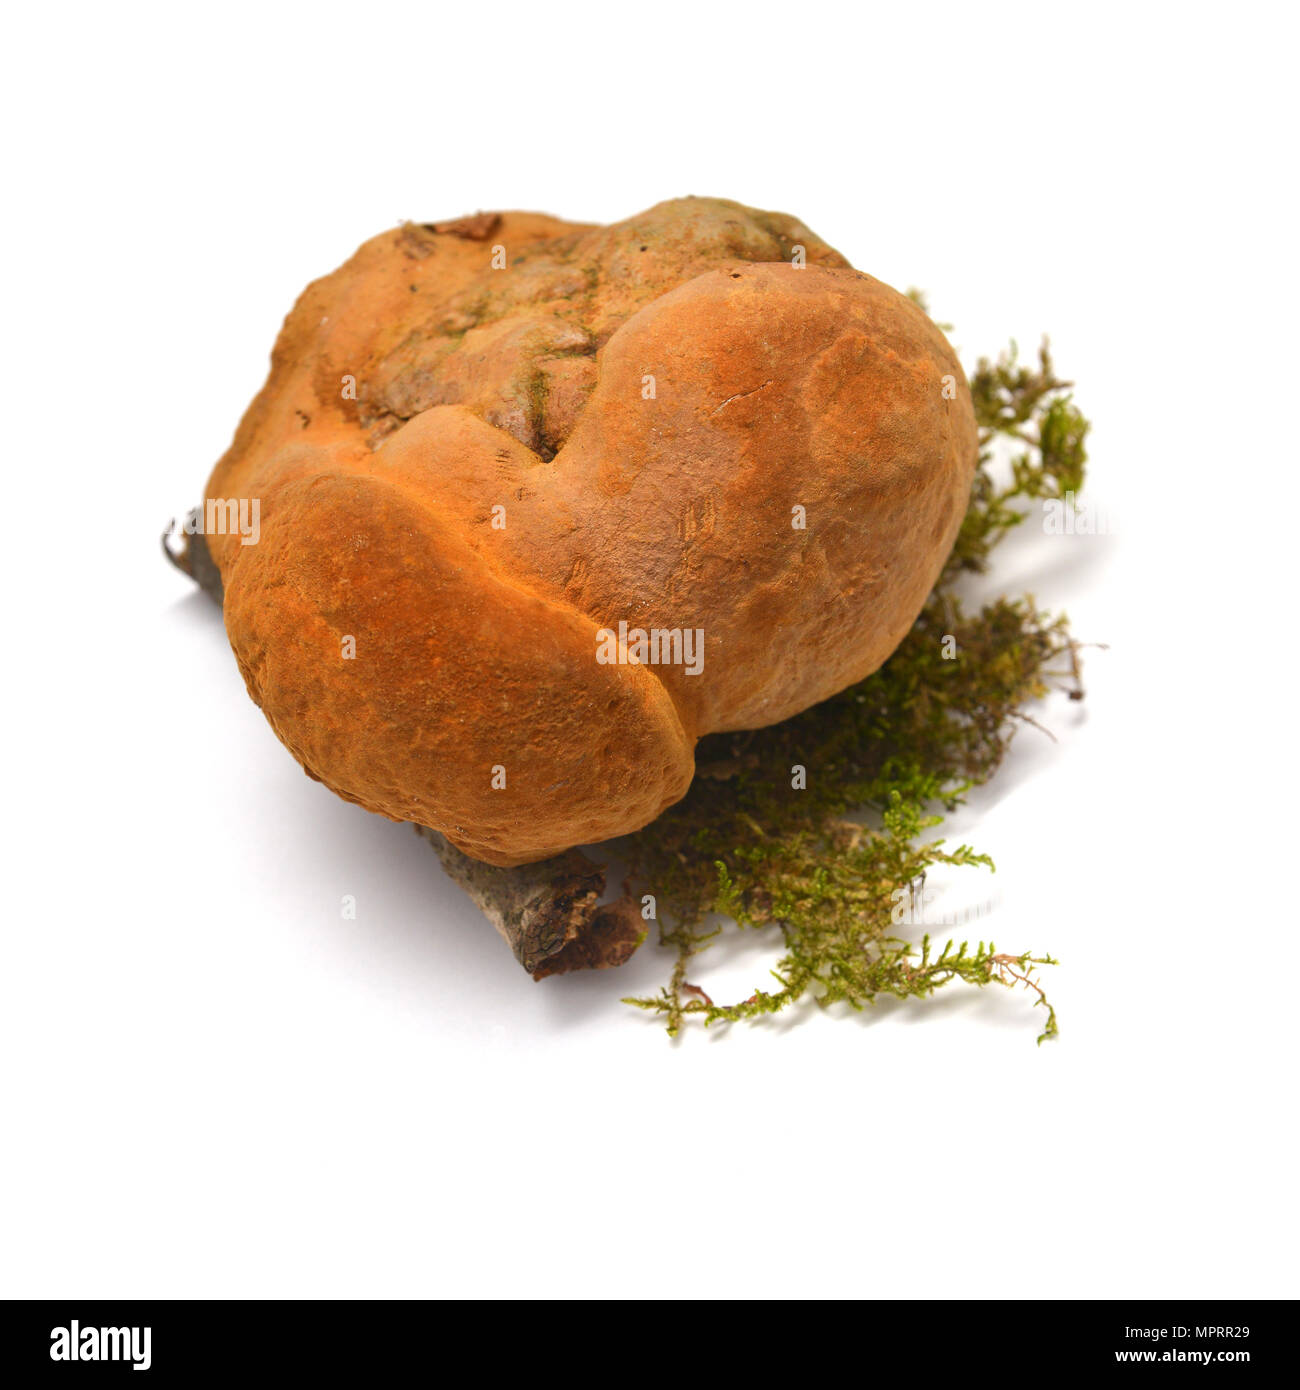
<box><xmin>162</xmin><ymin>520</ymin><xmax>224</xmax><ymax>605</ymax></box>
<box><xmin>413</xmin><ymin>826</ymin><xmax>644</xmax><ymax>978</ymax></box>
<box><xmin>167</xmin><ymin>534</ymin><xmax>641</xmax><ymax>978</ymax></box>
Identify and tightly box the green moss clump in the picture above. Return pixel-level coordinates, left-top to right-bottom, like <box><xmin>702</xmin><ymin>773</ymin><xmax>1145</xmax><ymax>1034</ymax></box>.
<box><xmin>621</xmin><ymin>336</ymin><xmax>1091</xmax><ymax>1041</ymax></box>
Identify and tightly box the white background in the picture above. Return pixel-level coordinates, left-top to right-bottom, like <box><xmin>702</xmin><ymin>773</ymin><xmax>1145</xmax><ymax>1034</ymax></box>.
<box><xmin>3</xmin><ymin>2</ymin><xmax>1296</xmax><ymax>1299</ymax></box>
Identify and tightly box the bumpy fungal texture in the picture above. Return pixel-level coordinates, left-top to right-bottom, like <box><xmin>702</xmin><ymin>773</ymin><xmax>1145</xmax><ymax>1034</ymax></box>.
<box><xmin>204</xmin><ymin>198</ymin><xmax>978</xmax><ymax>866</ymax></box>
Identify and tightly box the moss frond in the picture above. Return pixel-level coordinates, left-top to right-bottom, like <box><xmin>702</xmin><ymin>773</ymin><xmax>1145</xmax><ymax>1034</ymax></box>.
<box><xmin>622</xmin><ymin>324</ymin><xmax>1091</xmax><ymax>1040</ymax></box>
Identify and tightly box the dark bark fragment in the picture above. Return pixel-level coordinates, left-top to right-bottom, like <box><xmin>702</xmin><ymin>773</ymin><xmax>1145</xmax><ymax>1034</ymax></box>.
<box><xmin>414</xmin><ymin>827</ymin><xmax>644</xmax><ymax>979</ymax></box>
<box><xmin>162</xmin><ymin>518</ymin><xmax>225</xmax><ymax>606</ymax></box>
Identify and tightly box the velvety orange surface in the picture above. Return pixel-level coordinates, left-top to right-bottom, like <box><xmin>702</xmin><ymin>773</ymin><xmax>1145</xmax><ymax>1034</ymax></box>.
<box><xmin>205</xmin><ymin>198</ymin><xmax>977</xmax><ymax>865</ymax></box>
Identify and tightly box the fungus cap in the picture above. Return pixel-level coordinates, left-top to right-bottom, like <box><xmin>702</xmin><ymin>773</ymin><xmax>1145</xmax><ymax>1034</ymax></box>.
<box><xmin>204</xmin><ymin>198</ymin><xmax>978</xmax><ymax>865</ymax></box>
